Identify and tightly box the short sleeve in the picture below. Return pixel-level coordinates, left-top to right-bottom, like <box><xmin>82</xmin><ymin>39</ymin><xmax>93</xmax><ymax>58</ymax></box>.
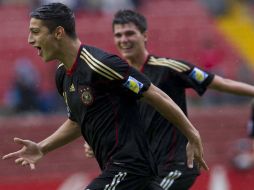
<box><xmin>177</xmin><ymin>60</ymin><xmax>215</xmax><ymax>96</ymax></box>
<box><xmin>102</xmin><ymin>54</ymin><xmax>151</xmax><ymax>97</ymax></box>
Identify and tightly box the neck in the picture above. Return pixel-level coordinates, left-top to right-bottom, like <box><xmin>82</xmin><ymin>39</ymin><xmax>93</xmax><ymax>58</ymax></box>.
<box><xmin>126</xmin><ymin>50</ymin><xmax>149</xmax><ymax>70</ymax></box>
<box><xmin>59</xmin><ymin>38</ymin><xmax>81</xmax><ymax>70</ymax></box>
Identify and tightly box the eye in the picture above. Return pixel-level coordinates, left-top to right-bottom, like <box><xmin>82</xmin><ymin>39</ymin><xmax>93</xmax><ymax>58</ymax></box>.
<box><xmin>114</xmin><ymin>33</ymin><xmax>122</xmax><ymax>38</ymax></box>
<box><xmin>125</xmin><ymin>31</ymin><xmax>135</xmax><ymax>37</ymax></box>
<box><xmin>30</xmin><ymin>28</ymin><xmax>40</xmax><ymax>34</ymax></box>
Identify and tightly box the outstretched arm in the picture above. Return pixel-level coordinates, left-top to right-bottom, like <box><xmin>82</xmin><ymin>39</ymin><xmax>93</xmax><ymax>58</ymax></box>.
<box><xmin>2</xmin><ymin>119</ymin><xmax>81</xmax><ymax>169</ymax></box>
<box><xmin>141</xmin><ymin>84</ymin><xmax>209</xmax><ymax>171</ymax></box>
<box><xmin>209</xmin><ymin>75</ymin><xmax>254</xmax><ymax>96</ymax></box>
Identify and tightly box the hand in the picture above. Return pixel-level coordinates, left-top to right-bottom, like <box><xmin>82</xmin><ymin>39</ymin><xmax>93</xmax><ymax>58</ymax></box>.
<box><xmin>186</xmin><ymin>138</ymin><xmax>209</xmax><ymax>171</ymax></box>
<box><xmin>84</xmin><ymin>142</ymin><xmax>95</xmax><ymax>158</ymax></box>
<box><xmin>2</xmin><ymin>137</ymin><xmax>44</xmax><ymax>170</ymax></box>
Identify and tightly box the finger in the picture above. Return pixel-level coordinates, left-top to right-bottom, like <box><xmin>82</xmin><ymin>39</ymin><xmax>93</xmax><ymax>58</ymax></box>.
<box><xmin>22</xmin><ymin>160</ymin><xmax>29</xmax><ymax>166</ymax></box>
<box><xmin>14</xmin><ymin>137</ymin><xmax>31</xmax><ymax>146</ymax></box>
<box><xmin>86</xmin><ymin>152</ymin><xmax>94</xmax><ymax>158</ymax></box>
<box><xmin>186</xmin><ymin>150</ymin><xmax>194</xmax><ymax>169</ymax></box>
<box><xmin>84</xmin><ymin>143</ymin><xmax>90</xmax><ymax>149</ymax></box>
<box><xmin>198</xmin><ymin>158</ymin><xmax>209</xmax><ymax>171</ymax></box>
<box><xmin>15</xmin><ymin>158</ymin><xmax>24</xmax><ymax>165</ymax></box>
<box><xmin>2</xmin><ymin>151</ymin><xmax>20</xmax><ymax>160</ymax></box>
<box><xmin>187</xmin><ymin>157</ymin><xmax>194</xmax><ymax>168</ymax></box>
<box><xmin>30</xmin><ymin>163</ymin><xmax>35</xmax><ymax>170</ymax></box>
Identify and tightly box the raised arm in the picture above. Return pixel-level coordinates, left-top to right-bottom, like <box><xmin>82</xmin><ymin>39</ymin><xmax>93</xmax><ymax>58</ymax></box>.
<box><xmin>209</xmin><ymin>75</ymin><xmax>254</xmax><ymax>96</ymax></box>
<box><xmin>2</xmin><ymin>119</ymin><xmax>81</xmax><ymax>170</ymax></box>
<box><xmin>141</xmin><ymin>84</ymin><xmax>209</xmax><ymax>171</ymax></box>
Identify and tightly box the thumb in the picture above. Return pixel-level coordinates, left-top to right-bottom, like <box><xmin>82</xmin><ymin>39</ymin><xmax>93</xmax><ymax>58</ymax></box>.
<box><xmin>186</xmin><ymin>145</ymin><xmax>194</xmax><ymax>168</ymax></box>
<box><xmin>14</xmin><ymin>138</ymin><xmax>30</xmax><ymax>146</ymax></box>
<box><xmin>187</xmin><ymin>155</ymin><xmax>194</xmax><ymax>169</ymax></box>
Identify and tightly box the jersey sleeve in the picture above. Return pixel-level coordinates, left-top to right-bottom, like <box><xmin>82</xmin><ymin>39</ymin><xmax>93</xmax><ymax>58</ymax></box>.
<box><xmin>102</xmin><ymin>54</ymin><xmax>151</xmax><ymax>97</ymax></box>
<box><xmin>176</xmin><ymin>60</ymin><xmax>215</xmax><ymax>96</ymax></box>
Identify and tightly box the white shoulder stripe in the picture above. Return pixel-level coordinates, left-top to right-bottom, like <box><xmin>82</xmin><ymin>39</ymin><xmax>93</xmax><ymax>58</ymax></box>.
<box><xmin>81</xmin><ymin>48</ymin><xmax>124</xmax><ymax>80</ymax></box>
<box><xmin>80</xmin><ymin>55</ymin><xmax>114</xmax><ymax>80</ymax></box>
<box><xmin>57</xmin><ymin>63</ymin><xmax>64</xmax><ymax>69</ymax></box>
<box><xmin>148</xmin><ymin>56</ymin><xmax>190</xmax><ymax>72</ymax></box>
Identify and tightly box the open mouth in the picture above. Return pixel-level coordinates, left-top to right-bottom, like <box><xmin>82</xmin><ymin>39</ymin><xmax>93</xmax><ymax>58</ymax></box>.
<box><xmin>36</xmin><ymin>47</ymin><xmax>42</xmax><ymax>56</ymax></box>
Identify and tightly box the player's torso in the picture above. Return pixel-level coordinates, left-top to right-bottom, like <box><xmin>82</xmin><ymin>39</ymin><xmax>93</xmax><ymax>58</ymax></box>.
<box><xmin>60</xmin><ymin>46</ymin><xmax>157</xmax><ymax>175</ymax></box>
<box><xmin>140</xmin><ymin>57</ymin><xmax>189</xmax><ymax>165</ymax></box>
<box><xmin>140</xmin><ymin>55</ymin><xmax>213</xmax><ymax>174</ymax></box>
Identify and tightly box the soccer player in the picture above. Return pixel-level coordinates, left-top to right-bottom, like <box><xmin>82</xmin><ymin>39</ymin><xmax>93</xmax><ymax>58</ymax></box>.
<box><xmin>110</xmin><ymin>9</ymin><xmax>254</xmax><ymax>190</ymax></box>
<box><xmin>1</xmin><ymin>3</ymin><xmax>208</xmax><ymax>190</ymax></box>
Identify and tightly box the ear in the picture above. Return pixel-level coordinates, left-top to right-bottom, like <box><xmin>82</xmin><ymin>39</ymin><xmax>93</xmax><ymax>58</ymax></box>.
<box><xmin>143</xmin><ymin>31</ymin><xmax>148</xmax><ymax>43</ymax></box>
<box><xmin>54</xmin><ymin>26</ymin><xmax>65</xmax><ymax>40</ymax></box>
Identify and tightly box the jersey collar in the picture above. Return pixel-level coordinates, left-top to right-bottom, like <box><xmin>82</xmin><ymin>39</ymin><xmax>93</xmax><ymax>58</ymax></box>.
<box><xmin>66</xmin><ymin>44</ymin><xmax>83</xmax><ymax>76</ymax></box>
<box><xmin>140</xmin><ymin>54</ymin><xmax>150</xmax><ymax>72</ymax></box>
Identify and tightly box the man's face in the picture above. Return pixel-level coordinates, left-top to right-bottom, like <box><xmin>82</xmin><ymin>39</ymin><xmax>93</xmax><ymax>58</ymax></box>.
<box><xmin>113</xmin><ymin>23</ymin><xmax>147</xmax><ymax>60</ymax></box>
<box><xmin>28</xmin><ymin>18</ymin><xmax>58</xmax><ymax>62</ymax></box>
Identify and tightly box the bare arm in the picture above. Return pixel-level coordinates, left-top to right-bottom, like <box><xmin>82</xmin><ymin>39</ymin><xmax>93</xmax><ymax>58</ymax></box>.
<box><xmin>209</xmin><ymin>75</ymin><xmax>254</xmax><ymax>96</ymax></box>
<box><xmin>2</xmin><ymin>119</ymin><xmax>81</xmax><ymax>169</ymax></box>
<box><xmin>39</xmin><ymin>119</ymin><xmax>81</xmax><ymax>155</ymax></box>
<box><xmin>141</xmin><ymin>84</ymin><xmax>208</xmax><ymax>170</ymax></box>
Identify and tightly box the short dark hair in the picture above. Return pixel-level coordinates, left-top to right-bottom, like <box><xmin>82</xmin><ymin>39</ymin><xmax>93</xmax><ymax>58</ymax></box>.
<box><xmin>112</xmin><ymin>10</ymin><xmax>147</xmax><ymax>33</ymax></box>
<box><xmin>30</xmin><ymin>3</ymin><xmax>77</xmax><ymax>39</ymax></box>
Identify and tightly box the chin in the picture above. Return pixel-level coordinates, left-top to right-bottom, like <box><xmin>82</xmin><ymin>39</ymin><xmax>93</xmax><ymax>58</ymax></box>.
<box><xmin>122</xmin><ymin>52</ymin><xmax>134</xmax><ymax>60</ymax></box>
<box><xmin>42</xmin><ymin>58</ymin><xmax>50</xmax><ymax>62</ymax></box>
<box><xmin>43</xmin><ymin>56</ymin><xmax>55</xmax><ymax>63</ymax></box>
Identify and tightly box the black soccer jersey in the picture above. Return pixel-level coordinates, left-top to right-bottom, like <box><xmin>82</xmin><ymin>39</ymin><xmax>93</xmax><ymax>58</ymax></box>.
<box><xmin>139</xmin><ymin>55</ymin><xmax>214</xmax><ymax>175</ymax></box>
<box><xmin>55</xmin><ymin>45</ymin><xmax>157</xmax><ymax>176</ymax></box>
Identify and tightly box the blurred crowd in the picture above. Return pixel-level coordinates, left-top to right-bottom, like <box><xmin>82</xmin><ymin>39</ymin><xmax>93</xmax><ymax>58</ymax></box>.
<box><xmin>0</xmin><ymin>0</ymin><xmax>142</xmax><ymax>14</ymax></box>
<box><xmin>200</xmin><ymin>0</ymin><xmax>254</xmax><ymax>17</ymax></box>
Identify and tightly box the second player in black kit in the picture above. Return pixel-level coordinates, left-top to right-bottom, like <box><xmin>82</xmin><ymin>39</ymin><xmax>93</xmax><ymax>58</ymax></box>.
<box><xmin>140</xmin><ymin>56</ymin><xmax>214</xmax><ymax>189</ymax></box>
<box><xmin>110</xmin><ymin>9</ymin><xmax>254</xmax><ymax>190</ymax></box>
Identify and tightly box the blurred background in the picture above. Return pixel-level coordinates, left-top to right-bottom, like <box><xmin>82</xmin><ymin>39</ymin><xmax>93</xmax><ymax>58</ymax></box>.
<box><xmin>0</xmin><ymin>0</ymin><xmax>254</xmax><ymax>189</ymax></box>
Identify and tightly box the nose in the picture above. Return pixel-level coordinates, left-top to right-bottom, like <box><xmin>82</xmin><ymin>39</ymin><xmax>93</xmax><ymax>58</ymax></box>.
<box><xmin>28</xmin><ymin>33</ymin><xmax>34</xmax><ymax>45</ymax></box>
<box><xmin>119</xmin><ymin>35</ymin><xmax>128</xmax><ymax>43</ymax></box>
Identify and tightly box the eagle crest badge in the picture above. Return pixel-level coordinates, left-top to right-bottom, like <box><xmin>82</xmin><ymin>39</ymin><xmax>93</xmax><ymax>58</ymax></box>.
<box><xmin>79</xmin><ymin>86</ymin><xmax>94</xmax><ymax>106</ymax></box>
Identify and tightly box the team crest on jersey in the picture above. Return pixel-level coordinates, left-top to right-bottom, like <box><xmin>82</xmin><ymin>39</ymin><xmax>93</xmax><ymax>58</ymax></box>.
<box><xmin>123</xmin><ymin>76</ymin><xmax>144</xmax><ymax>94</ymax></box>
<box><xmin>79</xmin><ymin>86</ymin><xmax>94</xmax><ymax>106</ymax></box>
<box><xmin>189</xmin><ymin>67</ymin><xmax>208</xmax><ymax>84</ymax></box>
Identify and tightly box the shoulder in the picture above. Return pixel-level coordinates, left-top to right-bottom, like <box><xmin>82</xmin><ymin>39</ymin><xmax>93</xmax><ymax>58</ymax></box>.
<box><xmin>56</xmin><ymin>63</ymin><xmax>66</xmax><ymax>79</ymax></box>
<box><xmin>80</xmin><ymin>45</ymin><xmax>127</xmax><ymax>80</ymax></box>
<box><xmin>81</xmin><ymin>45</ymin><xmax>110</xmax><ymax>61</ymax></box>
<box><xmin>147</xmin><ymin>55</ymin><xmax>193</xmax><ymax>73</ymax></box>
